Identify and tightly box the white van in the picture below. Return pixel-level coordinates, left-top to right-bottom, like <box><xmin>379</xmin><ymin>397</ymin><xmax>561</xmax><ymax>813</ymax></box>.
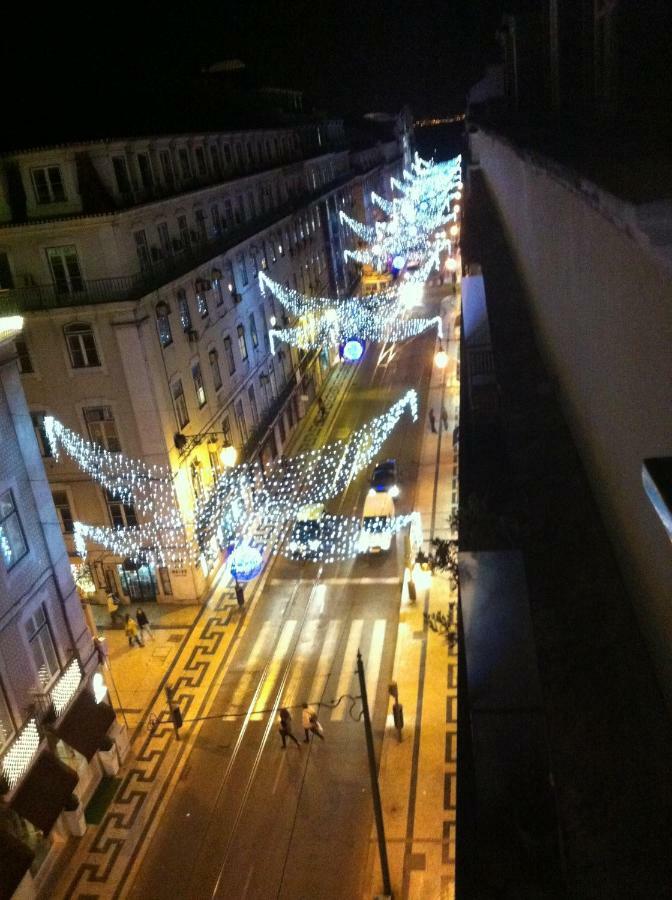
<box><xmin>358</xmin><ymin>490</ymin><xmax>395</xmax><ymax>554</ymax></box>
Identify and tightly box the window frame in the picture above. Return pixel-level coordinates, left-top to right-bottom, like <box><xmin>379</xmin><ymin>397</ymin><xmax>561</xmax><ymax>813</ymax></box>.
<box><xmin>209</xmin><ymin>347</ymin><xmax>223</xmax><ymax>391</ymax></box>
<box><xmin>104</xmin><ymin>488</ymin><xmax>138</xmax><ymax>528</ymax></box>
<box><xmin>64</xmin><ymin>322</ymin><xmax>101</xmax><ymax>369</ymax></box>
<box><xmin>192</xmin><ymin>360</ymin><xmax>207</xmax><ymax>408</ymax></box>
<box><xmin>223</xmin><ymin>335</ymin><xmax>236</xmax><ymax>374</ymax></box>
<box><xmin>83</xmin><ymin>406</ymin><xmax>121</xmax><ymax>452</ymax></box>
<box><xmin>26</xmin><ymin>605</ymin><xmax>60</xmax><ymax>689</ymax></box>
<box><xmin>172</xmin><ymin>378</ymin><xmax>190</xmax><ymax>429</ymax></box>
<box><xmin>0</xmin><ymin>489</ymin><xmax>28</xmax><ymax>571</ymax></box>
<box><xmin>52</xmin><ymin>489</ymin><xmax>75</xmax><ymax>534</ymax></box>
<box><xmin>31</xmin><ymin>165</ymin><xmax>66</xmax><ymax>204</ymax></box>
<box><xmin>237</xmin><ymin>324</ymin><xmax>249</xmax><ymax>362</ymax></box>
<box><xmin>15</xmin><ymin>338</ymin><xmax>34</xmax><ymax>374</ymax></box>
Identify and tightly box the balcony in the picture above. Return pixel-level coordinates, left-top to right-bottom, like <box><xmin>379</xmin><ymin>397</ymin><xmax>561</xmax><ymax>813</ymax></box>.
<box><xmin>0</xmin><ymin>175</ymin><xmax>355</xmax><ymax>315</ymax></box>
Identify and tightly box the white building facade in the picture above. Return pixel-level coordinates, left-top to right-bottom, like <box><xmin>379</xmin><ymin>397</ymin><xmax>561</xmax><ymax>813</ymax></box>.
<box><xmin>0</xmin><ymin>120</ymin><xmax>406</xmax><ymax>602</ymax></box>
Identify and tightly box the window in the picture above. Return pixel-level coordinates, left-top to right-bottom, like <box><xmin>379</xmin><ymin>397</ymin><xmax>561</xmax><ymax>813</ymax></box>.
<box><xmin>105</xmin><ymin>488</ymin><xmax>138</xmax><ymax>528</ymax></box>
<box><xmin>246</xmin><ymin>190</ymin><xmax>256</xmax><ymax>220</ymax></box>
<box><xmin>31</xmin><ymin>412</ymin><xmax>52</xmax><ymax>457</ymax></box>
<box><xmin>210</xmin><ymin>144</ymin><xmax>221</xmax><ymax>174</ymax></box>
<box><xmin>48</xmin><ymin>246</ymin><xmax>83</xmax><ymax>293</ymax></box>
<box><xmin>157</xmin><ymin>222</ymin><xmax>171</xmax><ymax>258</ymax></box>
<box><xmin>191</xmin><ymin>461</ymin><xmax>204</xmax><ymax>499</ymax></box>
<box><xmin>134</xmin><ymin>229</ymin><xmax>151</xmax><ymax>272</ymax></box>
<box><xmin>178</xmin><ymin>148</ymin><xmax>192</xmax><ymax>180</ymax></box>
<box><xmin>137</xmin><ymin>153</ymin><xmax>154</xmax><ymax>191</ymax></box>
<box><xmin>223</xmin><ymin>144</ymin><xmax>233</xmax><ymax>166</ymax></box>
<box><xmin>0</xmin><ymin>251</ymin><xmax>14</xmax><ymax>289</ymax></box>
<box><xmin>26</xmin><ymin>606</ymin><xmax>59</xmax><ymax>688</ymax></box>
<box><xmin>221</xmin><ymin>415</ymin><xmax>233</xmax><ymax>446</ymax></box>
<box><xmin>195</xmin><ymin>282</ymin><xmax>209</xmax><ymax>318</ymax></box>
<box><xmin>156</xmin><ymin>302</ymin><xmax>172</xmax><ymax>348</ymax></box>
<box><xmin>237</xmin><ymin>324</ymin><xmax>248</xmax><ymax>361</ymax></box>
<box><xmin>223</xmin><ymin>336</ymin><xmax>235</xmax><ymax>374</ymax></box>
<box><xmin>234</xmin><ymin>196</ymin><xmax>245</xmax><ymax>225</ymax></box>
<box><xmin>223</xmin><ymin>198</ymin><xmax>233</xmax><ymax>230</ymax></box>
<box><xmin>236</xmin><ymin>252</ymin><xmax>248</xmax><ymax>287</ymax></box>
<box><xmin>52</xmin><ymin>490</ymin><xmax>74</xmax><ymax>533</ymax></box>
<box><xmin>172</xmin><ymin>379</ymin><xmax>189</xmax><ymax>428</ymax></box>
<box><xmin>177</xmin><ymin>215</ymin><xmax>190</xmax><ymax>249</ymax></box>
<box><xmin>0</xmin><ymin>490</ymin><xmax>28</xmax><ymax>570</ymax></box>
<box><xmin>158</xmin><ymin>566</ymin><xmax>173</xmax><ymax>595</ymax></box>
<box><xmin>213</xmin><ymin>271</ymin><xmax>224</xmax><ymax>306</ymax></box>
<box><xmin>195</xmin><ymin>209</ymin><xmax>207</xmax><ymax>241</ymax></box>
<box><xmin>249</xmin><ymin>313</ymin><xmax>259</xmax><ymax>348</ymax></box>
<box><xmin>31</xmin><ymin>166</ymin><xmax>66</xmax><ymax>204</ymax></box>
<box><xmin>194</xmin><ymin>146</ymin><xmax>207</xmax><ymax>177</ymax></box>
<box><xmin>260</xmin><ymin>373</ymin><xmax>272</xmax><ymax>408</ymax></box>
<box><xmin>113</xmin><ymin>157</ymin><xmax>131</xmax><ymax>194</ymax></box>
<box><xmin>0</xmin><ymin>683</ymin><xmax>14</xmax><ymax>753</ymax></box>
<box><xmin>268</xmin><ymin>239</ymin><xmax>276</xmax><ymax>264</ymax></box>
<box><xmin>64</xmin><ymin>323</ymin><xmax>100</xmax><ymax>368</ymax></box>
<box><xmin>211</xmin><ymin>204</ymin><xmax>222</xmax><ymax>236</ymax></box>
<box><xmin>235</xmin><ymin>399</ymin><xmax>248</xmax><ymax>444</ymax></box>
<box><xmin>248</xmin><ymin>385</ymin><xmax>259</xmax><ymax>427</ymax></box>
<box><xmin>84</xmin><ymin>406</ymin><xmax>121</xmax><ymax>451</ymax></box>
<box><xmin>192</xmin><ymin>361</ymin><xmax>206</xmax><ymax>407</ymax></box>
<box><xmin>160</xmin><ymin>150</ymin><xmax>174</xmax><ymax>185</ymax></box>
<box><xmin>209</xmin><ymin>348</ymin><xmax>222</xmax><ymax>391</ymax></box>
<box><xmin>15</xmin><ymin>338</ymin><xmax>33</xmax><ymax>374</ymax></box>
<box><xmin>177</xmin><ymin>289</ymin><xmax>192</xmax><ymax>332</ymax></box>
<box><xmin>260</xmin><ymin>243</ymin><xmax>268</xmax><ymax>271</ymax></box>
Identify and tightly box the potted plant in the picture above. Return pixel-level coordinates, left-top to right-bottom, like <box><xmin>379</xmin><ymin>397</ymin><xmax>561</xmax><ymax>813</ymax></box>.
<box><xmin>97</xmin><ymin>735</ymin><xmax>119</xmax><ymax>776</ymax></box>
<box><xmin>61</xmin><ymin>793</ymin><xmax>86</xmax><ymax>836</ymax></box>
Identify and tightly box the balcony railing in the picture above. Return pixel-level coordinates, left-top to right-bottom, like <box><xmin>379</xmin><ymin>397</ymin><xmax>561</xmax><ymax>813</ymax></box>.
<box><xmin>0</xmin><ymin>174</ymin><xmax>355</xmax><ymax>314</ymax></box>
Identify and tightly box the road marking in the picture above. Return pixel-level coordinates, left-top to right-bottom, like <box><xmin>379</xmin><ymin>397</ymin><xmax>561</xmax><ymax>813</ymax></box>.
<box><xmin>330</xmin><ymin>619</ymin><xmax>363</xmax><ymax>721</ymax></box>
<box><xmin>252</xmin><ymin>620</ymin><xmax>297</xmax><ymax>719</ymax></box>
<box><xmin>270</xmin><ymin>576</ymin><xmax>401</xmax><ymax>586</ymax></box>
<box><xmin>281</xmin><ymin>618</ymin><xmax>320</xmax><ymax>708</ymax></box>
<box><xmin>229</xmin><ymin>621</ymin><xmax>273</xmax><ymax>713</ymax></box>
<box><xmin>364</xmin><ymin>619</ymin><xmax>387</xmax><ymax>713</ymax></box>
<box><xmin>306</xmin><ymin>619</ymin><xmax>341</xmax><ymax>706</ymax></box>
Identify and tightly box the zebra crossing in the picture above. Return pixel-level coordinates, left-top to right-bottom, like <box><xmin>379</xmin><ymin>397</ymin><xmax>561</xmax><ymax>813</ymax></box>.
<box><xmin>229</xmin><ymin>615</ymin><xmax>390</xmax><ymax>722</ymax></box>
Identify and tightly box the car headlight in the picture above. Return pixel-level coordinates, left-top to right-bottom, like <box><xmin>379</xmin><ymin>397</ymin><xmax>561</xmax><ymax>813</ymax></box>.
<box><xmin>389</xmin><ymin>485</ymin><xmax>400</xmax><ymax>499</ymax></box>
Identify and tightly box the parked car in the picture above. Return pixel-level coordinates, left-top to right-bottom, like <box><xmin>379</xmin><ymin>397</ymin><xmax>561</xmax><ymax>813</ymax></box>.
<box><xmin>370</xmin><ymin>459</ymin><xmax>399</xmax><ymax>498</ymax></box>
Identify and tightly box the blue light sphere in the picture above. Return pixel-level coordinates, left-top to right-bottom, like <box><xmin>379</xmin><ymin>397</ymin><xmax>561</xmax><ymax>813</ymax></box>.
<box><xmin>229</xmin><ymin>543</ymin><xmax>263</xmax><ymax>582</ymax></box>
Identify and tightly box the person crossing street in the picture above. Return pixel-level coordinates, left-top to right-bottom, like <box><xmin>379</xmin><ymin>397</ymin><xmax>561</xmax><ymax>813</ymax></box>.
<box><xmin>278</xmin><ymin>708</ymin><xmax>301</xmax><ymax>749</ymax></box>
<box><xmin>302</xmin><ymin>702</ymin><xmax>325</xmax><ymax>742</ymax></box>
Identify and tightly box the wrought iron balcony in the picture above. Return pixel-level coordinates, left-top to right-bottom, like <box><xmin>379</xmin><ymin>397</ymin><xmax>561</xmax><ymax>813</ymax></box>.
<box><xmin>0</xmin><ymin>174</ymin><xmax>355</xmax><ymax>315</ymax></box>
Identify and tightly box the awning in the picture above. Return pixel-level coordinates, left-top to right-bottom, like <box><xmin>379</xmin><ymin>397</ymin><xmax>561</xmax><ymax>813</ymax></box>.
<box><xmin>10</xmin><ymin>751</ymin><xmax>78</xmax><ymax>835</ymax></box>
<box><xmin>55</xmin><ymin>688</ymin><xmax>116</xmax><ymax>761</ymax></box>
<box><xmin>0</xmin><ymin>826</ymin><xmax>34</xmax><ymax>900</ymax></box>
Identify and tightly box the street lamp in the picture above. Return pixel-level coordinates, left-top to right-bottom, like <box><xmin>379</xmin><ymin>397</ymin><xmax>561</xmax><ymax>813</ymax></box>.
<box><xmin>449</xmin><ymin>224</ymin><xmax>459</xmax><ymax>238</ymax></box>
<box><xmin>220</xmin><ymin>445</ymin><xmax>238</xmax><ymax>468</ymax></box>
<box><xmin>434</xmin><ymin>344</ymin><xmax>449</xmax><ymax>369</ymax></box>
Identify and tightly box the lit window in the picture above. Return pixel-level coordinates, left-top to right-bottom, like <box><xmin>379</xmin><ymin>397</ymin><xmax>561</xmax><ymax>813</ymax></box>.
<box><xmin>26</xmin><ymin>606</ymin><xmax>59</xmax><ymax>688</ymax></box>
<box><xmin>177</xmin><ymin>289</ymin><xmax>192</xmax><ymax>332</ymax></box>
<box><xmin>84</xmin><ymin>406</ymin><xmax>121</xmax><ymax>452</ymax></box>
<box><xmin>52</xmin><ymin>490</ymin><xmax>74</xmax><ymax>534</ymax></box>
<box><xmin>172</xmin><ymin>379</ymin><xmax>189</xmax><ymax>428</ymax></box>
<box><xmin>31</xmin><ymin>166</ymin><xmax>66</xmax><ymax>204</ymax></box>
<box><xmin>156</xmin><ymin>302</ymin><xmax>173</xmax><ymax>348</ymax></box>
<box><xmin>64</xmin><ymin>323</ymin><xmax>100</xmax><ymax>368</ymax></box>
<box><xmin>0</xmin><ymin>490</ymin><xmax>28</xmax><ymax>570</ymax></box>
<box><xmin>237</xmin><ymin>324</ymin><xmax>248</xmax><ymax>361</ymax></box>
<box><xmin>192</xmin><ymin>361</ymin><xmax>206</xmax><ymax>407</ymax></box>
<box><xmin>195</xmin><ymin>281</ymin><xmax>209</xmax><ymax>318</ymax></box>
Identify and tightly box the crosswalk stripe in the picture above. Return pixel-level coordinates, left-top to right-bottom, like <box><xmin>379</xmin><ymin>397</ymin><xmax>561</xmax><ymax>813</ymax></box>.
<box><xmin>229</xmin><ymin>621</ymin><xmax>273</xmax><ymax>713</ymax></box>
<box><xmin>330</xmin><ymin>619</ymin><xmax>364</xmax><ymax>721</ymax></box>
<box><xmin>306</xmin><ymin>619</ymin><xmax>341</xmax><ymax>707</ymax></box>
<box><xmin>281</xmin><ymin>619</ymin><xmax>320</xmax><ymax>708</ymax></box>
<box><xmin>252</xmin><ymin>620</ymin><xmax>297</xmax><ymax>719</ymax></box>
<box><xmin>364</xmin><ymin>620</ymin><xmax>387</xmax><ymax>713</ymax></box>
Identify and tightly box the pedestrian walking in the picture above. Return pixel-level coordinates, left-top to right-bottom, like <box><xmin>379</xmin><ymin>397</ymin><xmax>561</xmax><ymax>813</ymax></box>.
<box><xmin>106</xmin><ymin>591</ymin><xmax>123</xmax><ymax>627</ymax></box>
<box><xmin>278</xmin><ymin>708</ymin><xmax>300</xmax><ymax>749</ymax></box>
<box><xmin>317</xmin><ymin>397</ymin><xmax>327</xmax><ymax>423</ymax></box>
<box><xmin>124</xmin><ymin>613</ymin><xmax>144</xmax><ymax>648</ymax></box>
<box><xmin>441</xmin><ymin>405</ymin><xmax>449</xmax><ymax>431</ymax></box>
<box><xmin>136</xmin><ymin>607</ymin><xmax>154</xmax><ymax>641</ymax></box>
<box><xmin>428</xmin><ymin>408</ymin><xmax>437</xmax><ymax>434</ymax></box>
<box><xmin>302</xmin><ymin>702</ymin><xmax>325</xmax><ymax>742</ymax></box>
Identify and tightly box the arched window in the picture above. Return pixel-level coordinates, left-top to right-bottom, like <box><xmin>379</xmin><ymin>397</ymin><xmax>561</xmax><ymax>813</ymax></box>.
<box><xmin>156</xmin><ymin>301</ymin><xmax>172</xmax><ymax>348</ymax></box>
<box><xmin>64</xmin><ymin>323</ymin><xmax>100</xmax><ymax>368</ymax></box>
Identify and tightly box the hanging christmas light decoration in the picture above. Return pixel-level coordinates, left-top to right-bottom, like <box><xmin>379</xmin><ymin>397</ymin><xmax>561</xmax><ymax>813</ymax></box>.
<box><xmin>338</xmin><ymin>210</ymin><xmax>377</xmax><ymax>243</ymax></box>
<box><xmin>371</xmin><ymin>191</ymin><xmax>394</xmax><ymax>214</ymax></box>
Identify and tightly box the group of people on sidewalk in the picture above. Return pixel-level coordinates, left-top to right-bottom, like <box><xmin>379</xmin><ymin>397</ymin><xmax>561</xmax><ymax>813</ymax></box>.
<box><xmin>106</xmin><ymin>592</ymin><xmax>154</xmax><ymax>648</ymax></box>
<box><xmin>428</xmin><ymin>405</ymin><xmax>450</xmax><ymax>434</ymax></box>
<box><xmin>278</xmin><ymin>703</ymin><xmax>325</xmax><ymax>749</ymax></box>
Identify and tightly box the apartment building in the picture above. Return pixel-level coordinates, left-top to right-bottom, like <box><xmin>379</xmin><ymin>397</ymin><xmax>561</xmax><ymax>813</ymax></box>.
<box><xmin>0</xmin><ymin>318</ymin><xmax>123</xmax><ymax>898</ymax></box>
<box><xmin>0</xmin><ymin>119</ymin><xmax>406</xmax><ymax>603</ymax></box>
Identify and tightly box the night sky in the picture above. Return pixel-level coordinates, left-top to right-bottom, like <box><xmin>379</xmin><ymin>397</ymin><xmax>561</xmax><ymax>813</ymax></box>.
<box><xmin>3</xmin><ymin>1</ymin><xmax>503</xmax><ymax>149</ymax></box>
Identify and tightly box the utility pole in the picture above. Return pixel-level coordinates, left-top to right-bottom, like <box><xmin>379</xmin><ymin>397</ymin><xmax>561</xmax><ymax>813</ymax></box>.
<box><xmin>357</xmin><ymin>650</ymin><xmax>392</xmax><ymax>898</ymax></box>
